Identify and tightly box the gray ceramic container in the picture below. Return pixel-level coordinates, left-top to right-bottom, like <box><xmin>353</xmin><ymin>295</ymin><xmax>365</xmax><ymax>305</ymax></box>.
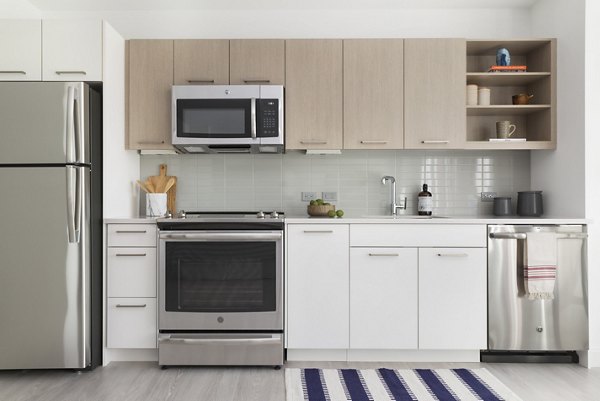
<box><xmin>493</xmin><ymin>197</ymin><xmax>513</xmax><ymax>216</ymax></box>
<box><xmin>517</xmin><ymin>191</ymin><xmax>543</xmax><ymax>217</ymax></box>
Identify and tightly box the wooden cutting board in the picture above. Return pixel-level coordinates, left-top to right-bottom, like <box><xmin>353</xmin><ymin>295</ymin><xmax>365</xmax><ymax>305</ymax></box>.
<box><xmin>147</xmin><ymin>164</ymin><xmax>177</xmax><ymax>213</ymax></box>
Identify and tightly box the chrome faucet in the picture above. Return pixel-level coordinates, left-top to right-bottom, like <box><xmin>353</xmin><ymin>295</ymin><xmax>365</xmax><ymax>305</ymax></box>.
<box><xmin>381</xmin><ymin>176</ymin><xmax>407</xmax><ymax>216</ymax></box>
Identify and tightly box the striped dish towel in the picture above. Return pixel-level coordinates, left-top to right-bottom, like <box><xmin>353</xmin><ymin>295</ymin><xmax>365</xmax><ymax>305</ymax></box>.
<box><xmin>524</xmin><ymin>232</ymin><xmax>558</xmax><ymax>300</ymax></box>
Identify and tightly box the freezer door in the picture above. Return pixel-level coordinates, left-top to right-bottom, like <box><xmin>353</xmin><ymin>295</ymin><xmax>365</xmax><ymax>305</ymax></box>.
<box><xmin>0</xmin><ymin>82</ymin><xmax>89</xmax><ymax>165</ymax></box>
<box><xmin>488</xmin><ymin>225</ymin><xmax>588</xmax><ymax>351</ymax></box>
<box><xmin>0</xmin><ymin>166</ymin><xmax>91</xmax><ymax>369</ymax></box>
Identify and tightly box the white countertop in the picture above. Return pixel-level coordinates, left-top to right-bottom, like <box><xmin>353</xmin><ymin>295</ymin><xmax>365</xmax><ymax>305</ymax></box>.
<box><xmin>104</xmin><ymin>216</ymin><xmax>589</xmax><ymax>225</ymax></box>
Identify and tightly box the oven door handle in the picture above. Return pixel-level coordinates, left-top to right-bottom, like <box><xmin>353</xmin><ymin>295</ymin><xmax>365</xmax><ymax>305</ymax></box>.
<box><xmin>160</xmin><ymin>232</ymin><xmax>282</xmax><ymax>241</ymax></box>
<box><xmin>159</xmin><ymin>336</ymin><xmax>280</xmax><ymax>345</ymax></box>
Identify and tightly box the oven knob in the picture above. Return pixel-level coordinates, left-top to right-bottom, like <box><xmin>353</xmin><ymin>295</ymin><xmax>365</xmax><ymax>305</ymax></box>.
<box><xmin>225</xmin><ymin>89</ymin><xmax>231</xmax><ymax>95</ymax></box>
<box><xmin>270</xmin><ymin>211</ymin><xmax>279</xmax><ymax>219</ymax></box>
<box><xmin>178</xmin><ymin>210</ymin><xmax>186</xmax><ymax>219</ymax></box>
<box><xmin>217</xmin><ymin>317</ymin><xmax>224</xmax><ymax>323</ymax></box>
<box><xmin>257</xmin><ymin>211</ymin><xmax>265</xmax><ymax>219</ymax></box>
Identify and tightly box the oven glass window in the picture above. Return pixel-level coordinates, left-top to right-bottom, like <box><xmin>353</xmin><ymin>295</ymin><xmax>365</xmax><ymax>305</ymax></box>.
<box><xmin>165</xmin><ymin>242</ymin><xmax>277</xmax><ymax>312</ymax></box>
<box><xmin>177</xmin><ymin>99</ymin><xmax>252</xmax><ymax>138</ymax></box>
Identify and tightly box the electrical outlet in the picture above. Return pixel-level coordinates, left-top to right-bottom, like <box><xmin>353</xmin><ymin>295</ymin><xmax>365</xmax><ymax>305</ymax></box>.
<box><xmin>322</xmin><ymin>192</ymin><xmax>337</xmax><ymax>202</ymax></box>
<box><xmin>301</xmin><ymin>192</ymin><xmax>319</xmax><ymax>202</ymax></box>
<box><xmin>481</xmin><ymin>192</ymin><xmax>497</xmax><ymax>202</ymax></box>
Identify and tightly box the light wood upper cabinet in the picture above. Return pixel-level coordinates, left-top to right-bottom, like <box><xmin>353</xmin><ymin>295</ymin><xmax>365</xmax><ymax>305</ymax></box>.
<box><xmin>344</xmin><ymin>39</ymin><xmax>404</xmax><ymax>149</ymax></box>
<box><xmin>0</xmin><ymin>20</ymin><xmax>41</xmax><ymax>81</ymax></box>
<box><xmin>230</xmin><ymin>40</ymin><xmax>285</xmax><ymax>85</ymax></box>
<box><xmin>404</xmin><ymin>39</ymin><xmax>466</xmax><ymax>149</ymax></box>
<box><xmin>285</xmin><ymin>40</ymin><xmax>343</xmax><ymax>150</ymax></box>
<box><xmin>173</xmin><ymin>40</ymin><xmax>229</xmax><ymax>85</ymax></box>
<box><xmin>126</xmin><ymin>40</ymin><xmax>174</xmax><ymax>150</ymax></box>
<box><xmin>42</xmin><ymin>19</ymin><xmax>103</xmax><ymax>81</ymax></box>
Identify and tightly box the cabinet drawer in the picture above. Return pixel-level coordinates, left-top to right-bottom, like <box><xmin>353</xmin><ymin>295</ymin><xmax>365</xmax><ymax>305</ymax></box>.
<box><xmin>107</xmin><ymin>224</ymin><xmax>157</xmax><ymax>247</ymax></box>
<box><xmin>107</xmin><ymin>248</ymin><xmax>156</xmax><ymax>298</ymax></box>
<box><xmin>350</xmin><ymin>224</ymin><xmax>486</xmax><ymax>247</ymax></box>
<box><xmin>107</xmin><ymin>298</ymin><xmax>157</xmax><ymax>349</ymax></box>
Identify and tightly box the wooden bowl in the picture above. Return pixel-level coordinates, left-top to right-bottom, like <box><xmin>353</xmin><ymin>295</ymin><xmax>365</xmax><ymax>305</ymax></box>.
<box><xmin>307</xmin><ymin>204</ymin><xmax>335</xmax><ymax>217</ymax></box>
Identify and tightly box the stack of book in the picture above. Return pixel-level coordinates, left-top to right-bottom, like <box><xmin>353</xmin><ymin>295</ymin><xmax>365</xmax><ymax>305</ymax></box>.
<box><xmin>488</xmin><ymin>65</ymin><xmax>527</xmax><ymax>73</ymax></box>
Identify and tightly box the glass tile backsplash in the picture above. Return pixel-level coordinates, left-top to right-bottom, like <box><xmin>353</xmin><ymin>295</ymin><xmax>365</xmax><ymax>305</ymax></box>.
<box><xmin>140</xmin><ymin>150</ymin><xmax>530</xmax><ymax>217</ymax></box>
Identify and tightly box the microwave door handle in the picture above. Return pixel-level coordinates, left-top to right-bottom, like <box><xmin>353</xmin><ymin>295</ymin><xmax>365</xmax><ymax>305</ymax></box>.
<box><xmin>251</xmin><ymin>98</ymin><xmax>257</xmax><ymax>139</ymax></box>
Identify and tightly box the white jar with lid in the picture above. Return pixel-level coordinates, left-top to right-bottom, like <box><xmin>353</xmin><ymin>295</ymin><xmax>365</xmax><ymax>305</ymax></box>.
<box><xmin>478</xmin><ymin>88</ymin><xmax>491</xmax><ymax>106</ymax></box>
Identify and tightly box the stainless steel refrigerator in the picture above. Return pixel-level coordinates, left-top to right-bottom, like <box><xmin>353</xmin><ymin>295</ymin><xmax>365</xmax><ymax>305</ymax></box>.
<box><xmin>0</xmin><ymin>82</ymin><xmax>102</xmax><ymax>370</ymax></box>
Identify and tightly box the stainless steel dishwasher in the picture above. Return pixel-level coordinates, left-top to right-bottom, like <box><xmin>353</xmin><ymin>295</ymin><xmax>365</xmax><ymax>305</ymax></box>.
<box><xmin>487</xmin><ymin>225</ymin><xmax>588</xmax><ymax>356</ymax></box>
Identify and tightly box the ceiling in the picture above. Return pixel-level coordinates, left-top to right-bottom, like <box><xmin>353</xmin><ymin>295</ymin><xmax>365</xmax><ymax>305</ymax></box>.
<box><xmin>27</xmin><ymin>0</ymin><xmax>541</xmax><ymax>11</ymax></box>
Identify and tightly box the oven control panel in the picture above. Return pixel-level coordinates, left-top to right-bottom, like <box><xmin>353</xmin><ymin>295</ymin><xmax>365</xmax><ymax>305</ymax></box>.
<box><xmin>257</xmin><ymin>99</ymin><xmax>279</xmax><ymax>138</ymax></box>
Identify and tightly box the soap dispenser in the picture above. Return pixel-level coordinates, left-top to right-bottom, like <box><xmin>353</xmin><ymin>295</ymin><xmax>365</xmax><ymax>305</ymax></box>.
<box><xmin>418</xmin><ymin>184</ymin><xmax>433</xmax><ymax>216</ymax></box>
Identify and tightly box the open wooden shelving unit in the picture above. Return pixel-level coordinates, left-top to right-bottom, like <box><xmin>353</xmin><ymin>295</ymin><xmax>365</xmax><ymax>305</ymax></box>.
<box><xmin>465</xmin><ymin>39</ymin><xmax>556</xmax><ymax>150</ymax></box>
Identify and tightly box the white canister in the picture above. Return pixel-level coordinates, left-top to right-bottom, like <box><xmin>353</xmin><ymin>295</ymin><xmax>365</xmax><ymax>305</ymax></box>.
<box><xmin>467</xmin><ymin>84</ymin><xmax>478</xmax><ymax>106</ymax></box>
<box><xmin>478</xmin><ymin>87</ymin><xmax>491</xmax><ymax>106</ymax></box>
<box><xmin>146</xmin><ymin>193</ymin><xmax>167</xmax><ymax>217</ymax></box>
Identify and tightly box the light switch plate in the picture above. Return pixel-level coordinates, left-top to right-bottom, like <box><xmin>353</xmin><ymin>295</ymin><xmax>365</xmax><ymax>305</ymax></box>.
<box><xmin>301</xmin><ymin>192</ymin><xmax>319</xmax><ymax>202</ymax></box>
<box><xmin>322</xmin><ymin>192</ymin><xmax>337</xmax><ymax>202</ymax></box>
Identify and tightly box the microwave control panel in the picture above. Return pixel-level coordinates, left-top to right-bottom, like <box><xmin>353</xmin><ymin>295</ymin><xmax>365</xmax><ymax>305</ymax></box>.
<box><xmin>257</xmin><ymin>99</ymin><xmax>279</xmax><ymax>137</ymax></box>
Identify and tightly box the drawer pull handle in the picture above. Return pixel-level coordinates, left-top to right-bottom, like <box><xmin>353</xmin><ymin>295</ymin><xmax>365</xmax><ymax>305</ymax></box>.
<box><xmin>115</xmin><ymin>253</ymin><xmax>147</xmax><ymax>257</ymax></box>
<box><xmin>369</xmin><ymin>253</ymin><xmax>399</xmax><ymax>257</ymax></box>
<box><xmin>360</xmin><ymin>140</ymin><xmax>388</xmax><ymax>144</ymax></box>
<box><xmin>303</xmin><ymin>230</ymin><xmax>334</xmax><ymax>233</ymax></box>
<box><xmin>300</xmin><ymin>140</ymin><xmax>328</xmax><ymax>145</ymax></box>
<box><xmin>187</xmin><ymin>79</ymin><xmax>214</xmax><ymax>84</ymax></box>
<box><xmin>115</xmin><ymin>304</ymin><xmax>147</xmax><ymax>308</ymax></box>
<box><xmin>437</xmin><ymin>253</ymin><xmax>469</xmax><ymax>257</ymax></box>
<box><xmin>115</xmin><ymin>230</ymin><xmax>148</xmax><ymax>234</ymax></box>
<box><xmin>421</xmin><ymin>140</ymin><xmax>449</xmax><ymax>144</ymax></box>
<box><xmin>0</xmin><ymin>70</ymin><xmax>26</xmax><ymax>74</ymax></box>
<box><xmin>137</xmin><ymin>141</ymin><xmax>165</xmax><ymax>145</ymax></box>
<box><xmin>243</xmin><ymin>79</ymin><xmax>271</xmax><ymax>83</ymax></box>
<box><xmin>56</xmin><ymin>70</ymin><xmax>87</xmax><ymax>75</ymax></box>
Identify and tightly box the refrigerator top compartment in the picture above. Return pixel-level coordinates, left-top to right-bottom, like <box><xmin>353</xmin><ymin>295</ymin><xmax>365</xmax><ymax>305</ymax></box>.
<box><xmin>0</xmin><ymin>82</ymin><xmax>90</xmax><ymax>166</ymax></box>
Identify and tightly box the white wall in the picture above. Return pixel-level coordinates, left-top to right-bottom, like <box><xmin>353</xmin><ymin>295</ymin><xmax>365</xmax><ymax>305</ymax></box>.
<box><xmin>585</xmin><ymin>0</ymin><xmax>600</xmax><ymax>368</ymax></box>
<box><xmin>530</xmin><ymin>0</ymin><xmax>586</xmax><ymax>218</ymax></box>
<box><xmin>42</xmin><ymin>8</ymin><xmax>531</xmax><ymax>39</ymax></box>
<box><xmin>102</xmin><ymin>21</ymin><xmax>140</xmax><ymax>217</ymax></box>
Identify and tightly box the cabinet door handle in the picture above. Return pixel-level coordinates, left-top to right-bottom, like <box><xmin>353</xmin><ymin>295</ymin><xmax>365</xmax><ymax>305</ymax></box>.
<box><xmin>187</xmin><ymin>79</ymin><xmax>215</xmax><ymax>84</ymax></box>
<box><xmin>437</xmin><ymin>253</ymin><xmax>469</xmax><ymax>257</ymax></box>
<box><xmin>421</xmin><ymin>140</ymin><xmax>449</xmax><ymax>144</ymax></box>
<box><xmin>116</xmin><ymin>304</ymin><xmax>147</xmax><ymax>308</ymax></box>
<box><xmin>0</xmin><ymin>70</ymin><xmax>26</xmax><ymax>74</ymax></box>
<box><xmin>300</xmin><ymin>140</ymin><xmax>328</xmax><ymax>145</ymax></box>
<box><xmin>137</xmin><ymin>141</ymin><xmax>166</xmax><ymax>145</ymax></box>
<box><xmin>303</xmin><ymin>230</ymin><xmax>334</xmax><ymax>234</ymax></box>
<box><xmin>115</xmin><ymin>253</ymin><xmax>147</xmax><ymax>257</ymax></box>
<box><xmin>360</xmin><ymin>140</ymin><xmax>388</xmax><ymax>144</ymax></box>
<box><xmin>243</xmin><ymin>79</ymin><xmax>270</xmax><ymax>83</ymax></box>
<box><xmin>115</xmin><ymin>230</ymin><xmax>148</xmax><ymax>234</ymax></box>
<box><xmin>56</xmin><ymin>71</ymin><xmax>87</xmax><ymax>75</ymax></box>
<box><xmin>368</xmin><ymin>253</ymin><xmax>399</xmax><ymax>257</ymax></box>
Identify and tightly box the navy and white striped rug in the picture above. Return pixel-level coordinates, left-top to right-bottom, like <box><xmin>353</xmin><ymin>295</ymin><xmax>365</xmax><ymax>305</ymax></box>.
<box><xmin>285</xmin><ymin>368</ymin><xmax>523</xmax><ymax>401</ymax></box>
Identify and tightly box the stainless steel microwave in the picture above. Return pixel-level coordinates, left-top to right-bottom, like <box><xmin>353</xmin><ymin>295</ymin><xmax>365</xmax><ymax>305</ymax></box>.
<box><xmin>171</xmin><ymin>85</ymin><xmax>284</xmax><ymax>154</ymax></box>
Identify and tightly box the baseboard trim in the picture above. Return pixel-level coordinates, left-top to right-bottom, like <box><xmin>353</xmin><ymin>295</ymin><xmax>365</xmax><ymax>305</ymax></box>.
<box><xmin>104</xmin><ymin>349</ymin><xmax>158</xmax><ymax>365</ymax></box>
<box><xmin>286</xmin><ymin>349</ymin><xmax>480</xmax><ymax>363</ymax></box>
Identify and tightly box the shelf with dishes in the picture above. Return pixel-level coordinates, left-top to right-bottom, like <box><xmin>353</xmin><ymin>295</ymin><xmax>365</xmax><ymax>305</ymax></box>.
<box><xmin>465</xmin><ymin>39</ymin><xmax>556</xmax><ymax>150</ymax></box>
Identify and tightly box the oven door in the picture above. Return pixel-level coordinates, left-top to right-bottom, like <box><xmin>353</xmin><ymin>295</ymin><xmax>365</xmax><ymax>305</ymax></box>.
<box><xmin>159</xmin><ymin>231</ymin><xmax>283</xmax><ymax>331</ymax></box>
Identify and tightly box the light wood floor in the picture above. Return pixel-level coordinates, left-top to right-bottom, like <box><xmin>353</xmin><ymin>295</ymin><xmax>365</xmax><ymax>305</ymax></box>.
<box><xmin>0</xmin><ymin>361</ymin><xmax>599</xmax><ymax>401</ymax></box>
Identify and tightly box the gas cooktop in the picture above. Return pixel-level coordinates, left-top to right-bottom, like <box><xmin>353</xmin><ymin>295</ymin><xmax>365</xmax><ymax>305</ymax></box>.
<box><xmin>156</xmin><ymin>211</ymin><xmax>285</xmax><ymax>230</ymax></box>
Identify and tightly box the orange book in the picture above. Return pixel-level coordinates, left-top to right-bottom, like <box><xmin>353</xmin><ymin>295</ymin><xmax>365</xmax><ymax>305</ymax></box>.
<box><xmin>488</xmin><ymin>65</ymin><xmax>528</xmax><ymax>72</ymax></box>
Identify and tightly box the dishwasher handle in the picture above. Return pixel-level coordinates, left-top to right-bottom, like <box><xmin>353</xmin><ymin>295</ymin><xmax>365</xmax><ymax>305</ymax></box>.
<box><xmin>489</xmin><ymin>232</ymin><xmax>527</xmax><ymax>240</ymax></box>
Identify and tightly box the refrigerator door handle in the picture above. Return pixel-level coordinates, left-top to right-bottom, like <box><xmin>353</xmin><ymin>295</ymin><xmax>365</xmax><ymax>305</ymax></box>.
<box><xmin>65</xmin><ymin>85</ymin><xmax>76</xmax><ymax>164</ymax></box>
<box><xmin>74</xmin><ymin>86</ymin><xmax>83</xmax><ymax>164</ymax></box>
<box><xmin>66</xmin><ymin>166</ymin><xmax>81</xmax><ymax>243</ymax></box>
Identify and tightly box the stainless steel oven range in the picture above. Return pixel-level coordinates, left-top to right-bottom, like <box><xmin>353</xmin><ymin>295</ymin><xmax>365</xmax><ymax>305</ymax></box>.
<box><xmin>157</xmin><ymin>211</ymin><xmax>284</xmax><ymax>367</ymax></box>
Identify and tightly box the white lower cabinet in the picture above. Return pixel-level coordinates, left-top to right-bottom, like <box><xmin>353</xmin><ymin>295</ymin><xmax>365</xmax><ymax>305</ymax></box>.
<box><xmin>106</xmin><ymin>223</ymin><xmax>158</xmax><ymax>350</ymax></box>
<box><xmin>286</xmin><ymin>224</ymin><xmax>349</xmax><ymax>349</ymax></box>
<box><xmin>418</xmin><ymin>247</ymin><xmax>487</xmax><ymax>349</ymax></box>
<box><xmin>350</xmin><ymin>248</ymin><xmax>418</xmax><ymax>349</ymax></box>
<box><xmin>107</xmin><ymin>298</ymin><xmax>157</xmax><ymax>349</ymax></box>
